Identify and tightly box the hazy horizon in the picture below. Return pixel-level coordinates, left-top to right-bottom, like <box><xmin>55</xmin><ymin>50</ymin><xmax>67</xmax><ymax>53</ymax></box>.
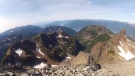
<box><xmin>0</xmin><ymin>0</ymin><xmax>135</xmax><ymax>33</ymax></box>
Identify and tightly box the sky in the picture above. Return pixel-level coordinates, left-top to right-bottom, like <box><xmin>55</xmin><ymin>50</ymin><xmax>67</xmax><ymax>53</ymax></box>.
<box><xmin>0</xmin><ymin>0</ymin><xmax>135</xmax><ymax>33</ymax></box>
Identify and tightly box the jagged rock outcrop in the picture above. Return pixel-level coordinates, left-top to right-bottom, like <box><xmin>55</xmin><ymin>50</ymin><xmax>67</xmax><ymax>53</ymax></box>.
<box><xmin>71</xmin><ymin>51</ymin><xmax>100</xmax><ymax>71</ymax></box>
<box><xmin>90</xmin><ymin>29</ymin><xmax>135</xmax><ymax>64</ymax></box>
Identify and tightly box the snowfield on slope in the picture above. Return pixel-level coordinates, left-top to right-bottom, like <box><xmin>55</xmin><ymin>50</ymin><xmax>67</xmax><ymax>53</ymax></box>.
<box><xmin>15</xmin><ymin>48</ymin><xmax>23</xmax><ymax>56</ymax></box>
<box><xmin>36</xmin><ymin>47</ymin><xmax>44</xmax><ymax>55</ymax></box>
<box><xmin>66</xmin><ymin>56</ymin><xmax>72</xmax><ymax>59</ymax></box>
<box><xmin>117</xmin><ymin>46</ymin><xmax>135</xmax><ymax>60</ymax></box>
<box><xmin>33</xmin><ymin>63</ymin><xmax>47</xmax><ymax>69</ymax></box>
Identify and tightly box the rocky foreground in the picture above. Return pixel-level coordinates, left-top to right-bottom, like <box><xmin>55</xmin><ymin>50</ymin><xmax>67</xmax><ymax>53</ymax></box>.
<box><xmin>1</xmin><ymin>60</ymin><xmax>135</xmax><ymax>76</ymax></box>
<box><xmin>0</xmin><ymin>51</ymin><xmax>100</xmax><ymax>76</ymax></box>
<box><xmin>1</xmin><ymin>51</ymin><xmax>135</xmax><ymax>76</ymax></box>
<box><xmin>0</xmin><ymin>65</ymin><xmax>99</xmax><ymax>76</ymax></box>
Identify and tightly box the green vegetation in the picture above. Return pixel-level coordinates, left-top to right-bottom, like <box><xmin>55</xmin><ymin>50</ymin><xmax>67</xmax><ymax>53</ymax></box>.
<box><xmin>108</xmin><ymin>50</ymin><xmax>115</xmax><ymax>55</ymax></box>
<box><xmin>84</xmin><ymin>34</ymin><xmax>111</xmax><ymax>53</ymax></box>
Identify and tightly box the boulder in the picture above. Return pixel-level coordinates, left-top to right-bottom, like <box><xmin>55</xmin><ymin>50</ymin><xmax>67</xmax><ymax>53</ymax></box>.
<box><xmin>71</xmin><ymin>51</ymin><xmax>99</xmax><ymax>71</ymax></box>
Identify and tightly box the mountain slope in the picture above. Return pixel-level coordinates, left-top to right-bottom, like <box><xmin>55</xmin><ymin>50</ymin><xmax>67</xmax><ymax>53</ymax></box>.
<box><xmin>75</xmin><ymin>25</ymin><xmax>113</xmax><ymax>52</ymax></box>
<box><xmin>0</xmin><ymin>34</ymin><xmax>38</xmax><ymax>62</ymax></box>
<box><xmin>0</xmin><ymin>25</ymin><xmax>78</xmax><ymax>62</ymax></box>
<box><xmin>2</xmin><ymin>31</ymin><xmax>84</xmax><ymax>68</ymax></box>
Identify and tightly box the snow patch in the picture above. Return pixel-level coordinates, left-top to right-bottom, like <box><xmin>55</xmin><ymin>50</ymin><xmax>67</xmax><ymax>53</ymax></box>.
<box><xmin>15</xmin><ymin>48</ymin><xmax>23</xmax><ymax>56</ymax></box>
<box><xmin>8</xmin><ymin>63</ymin><xmax>11</xmax><ymax>66</ymax></box>
<box><xmin>58</xmin><ymin>34</ymin><xmax>63</xmax><ymax>38</ymax></box>
<box><xmin>65</xmin><ymin>36</ymin><xmax>69</xmax><ymax>38</ymax></box>
<box><xmin>117</xmin><ymin>46</ymin><xmax>135</xmax><ymax>60</ymax></box>
<box><xmin>51</xmin><ymin>65</ymin><xmax>58</xmax><ymax>68</ymax></box>
<box><xmin>49</xmin><ymin>44</ymin><xmax>52</xmax><ymax>47</ymax></box>
<box><xmin>36</xmin><ymin>56</ymin><xmax>41</xmax><ymax>58</ymax></box>
<box><xmin>36</xmin><ymin>47</ymin><xmax>44</xmax><ymax>55</ymax></box>
<box><xmin>39</xmin><ymin>49</ymin><xmax>44</xmax><ymax>55</ymax></box>
<box><xmin>66</xmin><ymin>56</ymin><xmax>72</xmax><ymax>59</ymax></box>
<box><xmin>119</xmin><ymin>41</ymin><xmax>123</xmax><ymax>46</ymax></box>
<box><xmin>33</xmin><ymin>63</ymin><xmax>47</xmax><ymax>69</ymax></box>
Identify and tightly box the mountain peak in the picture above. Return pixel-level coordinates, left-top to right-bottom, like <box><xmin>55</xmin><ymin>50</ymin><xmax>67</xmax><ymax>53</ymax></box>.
<box><xmin>119</xmin><ymin>29</ymin><xmax>126</xmax><ymax>36</ymax></box>
<box><xmin>76</xmin><ymin>25</ymin><xmax>112</xmax><ymax>52</ymax></box>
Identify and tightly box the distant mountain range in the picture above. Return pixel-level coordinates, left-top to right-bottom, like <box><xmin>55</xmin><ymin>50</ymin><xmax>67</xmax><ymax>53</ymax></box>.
<box><xmin>42</xmin><ymin>26</ymin><xmax>77</xmax><ymax>36</ymax></box>
<box><xmin>0</xmin><ymin>25</ymin><xmax>43</xmax><ymax>36</ymax></box>
<box><xmin>1</xmin><ymin>19</ymin><xmax>135</xmax><ymax>39</ymax></box>
<box><xmin>39</xmin><ymin>19</ymin><xmax>135</xmax><ymax>39</ymax></box>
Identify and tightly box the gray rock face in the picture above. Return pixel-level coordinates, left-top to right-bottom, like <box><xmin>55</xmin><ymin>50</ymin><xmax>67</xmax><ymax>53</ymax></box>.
<box><xmin>88</xmin><ymin>56</ymin><xmax>99</xmax><ymax>71</ymax></box>
<box><xmin>72</xmin><ymin>51</ymin><xmax>100</xmax><ymax>71</ymax></box>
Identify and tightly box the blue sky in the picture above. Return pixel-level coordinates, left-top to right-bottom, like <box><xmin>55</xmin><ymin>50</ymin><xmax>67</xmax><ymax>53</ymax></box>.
<box><xmin>0</xmin><ymin>0</ymin><xmax>135</xmax><ymax>33</ymax></box>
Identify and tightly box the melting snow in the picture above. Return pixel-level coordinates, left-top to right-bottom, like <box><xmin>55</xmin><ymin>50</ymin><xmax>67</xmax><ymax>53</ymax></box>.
<box><xmin>58</xmin><ymin>34</ymin><xmax>63</xmax><ymax>38</ymax></box>
<box><xmin>66</xmin><ymin>56</ymin><xmax>72</xmax><ymax>59</ymax></box>
<box><xmin>36</xmin><ymin>47</ymin><xmax>44</xmax><ymax>55</ymax></box>
<box><xmin>49</xmin><ymin>44</ymin><xmax>52</xmax><ymax>47</ymax></box>
<box><xmin>117</xmin><ymin>46</ymin><xmax>135</xmax><ymax>60</ymax></box>
<box><xmin>33</xmin><ymin>63</ymin><xmax>47</xmax><ymax>69</ymax></box>
<box><xmin>36</xmin><ymin>56</ymin><xmax>41</xmax><ymax>58</ymax></box>
<box><xmin>15</xmin><ymin>48</ymin><xmax>23</xmax><ymax>56</ymax></box>
<box><xmin>8</xmin><ymin>63</ymin><xmax>11</xmax><ymax>66</ymax></box>
<box><xmin>51</xmin><ymin>65</ymin><xmax>58</xmax><ymax>68</ymax></box>
<box><xmin>65</xmin><ymin>36</ymin><xmax>69</xmax><ymax>38</ymax></box>
<box><xmin>39</xmin><ymin>49</ymin><xmax>44</xmax><ymax>55</ymax></box>
<box><xmin>119</xmin><ymin>41</ymin><xmax>123</xmax><ymax>46</ymax></box>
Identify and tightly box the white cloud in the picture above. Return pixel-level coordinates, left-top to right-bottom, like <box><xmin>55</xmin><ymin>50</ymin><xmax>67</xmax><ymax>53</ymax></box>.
<box><xmin>0</xmin><ymin>0</ymin><xmax>135</xmax><ymax>33</ymax></box>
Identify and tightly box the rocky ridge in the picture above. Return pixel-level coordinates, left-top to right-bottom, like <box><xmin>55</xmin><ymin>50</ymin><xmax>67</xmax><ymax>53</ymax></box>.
<box><xmin>2</xmin><ymin>30</ymin><xmax>84</xmax><ymax>69</ymax></box>
<box><xmin>90</xmin><ymin>29</ymin><xmax>135</xmax><ymax>64</ymax></box>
